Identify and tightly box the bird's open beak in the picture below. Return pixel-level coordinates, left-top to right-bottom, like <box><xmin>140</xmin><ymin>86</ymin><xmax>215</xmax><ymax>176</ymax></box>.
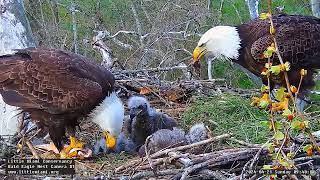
<box><xmin>104</xmin><ymin>131</ymin><xmax>116</xmax><ymax>149</ymax></box>
<box><xmin>192</xmin><ymin>46</ymin><xmax>207</xmax><ymax>62</ymax></box>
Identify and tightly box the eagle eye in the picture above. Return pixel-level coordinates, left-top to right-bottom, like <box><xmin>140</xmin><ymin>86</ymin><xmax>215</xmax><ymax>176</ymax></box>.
<box><xmin>199</xmin><ymin>43</ymin><xmax>205</xmax><ymax>47</ymax></box>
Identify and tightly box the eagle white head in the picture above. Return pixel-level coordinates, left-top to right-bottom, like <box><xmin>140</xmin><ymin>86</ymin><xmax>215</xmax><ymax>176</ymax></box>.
<box><xmin>192</xmin><ymin>26</ymin><xmax>241</xmax><ymax>62</ymax></box>
<box><xmin>90</xmin><ymin>92</ymin><xmax>124</xmax><ymax>149</ymax></box>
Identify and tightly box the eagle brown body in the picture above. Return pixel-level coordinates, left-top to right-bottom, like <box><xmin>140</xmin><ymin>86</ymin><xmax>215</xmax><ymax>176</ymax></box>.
<box><xmin>0</xmin><ymin>48</ymin><xmax>115</xmax><ymax>150</ymax></box>
<box><xmin>236</xmin><ymin>14</ymin><xmax>320</xmax><ymax>94</ymax></box>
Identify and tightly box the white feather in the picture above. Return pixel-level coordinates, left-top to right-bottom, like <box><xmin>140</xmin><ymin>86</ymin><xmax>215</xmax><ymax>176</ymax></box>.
<box><xmin>90</xmin><ymin>92</ymin><xmax>124</xmax><ymax>136</ymax></box>
<box><xmin>198</xmin><ymin>26</ymin><xmax>241</xmax><ymax>60</ymax></box>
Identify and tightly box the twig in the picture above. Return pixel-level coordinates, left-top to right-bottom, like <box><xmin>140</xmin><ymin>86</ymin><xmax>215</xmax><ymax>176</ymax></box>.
<box><xmin>27</xmin><ymin>128</ymin><xmax>42</xmax><ymax>141</ymax></box>
<box><xmin>249</xmin><ymin>146</ymin><xmax>264</xmax><ymax>170</ymax></box>
<box><xmin>229</xmin><ymin>138</ymin><xmax>261</xmax><ymax>148</ymax></box>
<box><xmin>25</xmin><ymin>140</ymin><xmax>39</xmax><ymax>159</ymax></box>
<box><xmin>295</xmin><ymin>160</ymin><xmax>313</xmax><ymax>167</ymax></box>
<box><xmin>114</xmin><ymin>65</ymin><xmax>188</xmax><ymax>74</ymax></box>
<box><xmin>150</xmin><ymin>133</ymin><xmax>231</xmax><ymax>158</ymax></box>
<box><xmin>294</xmin><ymin>155</ymin><xmax>320</xmax><ymax>162</ymax></box>
<box><xmin>144</xmin><ymin>135</ymin><xmax>157</xmax><ymax>175</ymax></box>
<box><xmin>240</xmin><ymin>159</ymin><xmax>252</xmax><ymax>180</ymax></box>
<box><xmin>75</xmin><ymin>160</ymin><xmax>106</xmax><ymax>175</ymax></box>
<box><xmin>115</xmin><ymin>134</ymin><xmax>231</xmax><ymax>173</ymax></box>
<box><xmin>122</xmin><ymin>169</ymin><xmax>182</xmax><ymax>180</ymax></box>
<box><xmin>180</xmin><ymin>160</ymin><xmax>211</xmax><ymax>180</ymax></box>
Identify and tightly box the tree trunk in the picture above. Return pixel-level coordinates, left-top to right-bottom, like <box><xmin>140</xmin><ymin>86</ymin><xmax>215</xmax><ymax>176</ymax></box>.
<box><xmin>311</xmin><ymin>0</ymin><xmax>320</xmax><ymax>18</ymax></box>
<box><xmin>246</xmin><ymin>0</ymin><xmax>259</xmax><ymax>20</ymax></box>
<box><xmin>0</xmin><ymin>0</ymin><xmax>35</xmax><ymax>137</ymax></box>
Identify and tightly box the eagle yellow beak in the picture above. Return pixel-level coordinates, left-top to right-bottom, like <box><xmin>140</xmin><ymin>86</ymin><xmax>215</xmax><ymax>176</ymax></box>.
<box><xmin>104</xmin><ymin>131</ymin><xmax>116</xmax><ymax>149</ymax></box>
<box><xmin>192</xmin><ymin>46</ymin><xmax>207</xmax><ymax>62</ymax></box>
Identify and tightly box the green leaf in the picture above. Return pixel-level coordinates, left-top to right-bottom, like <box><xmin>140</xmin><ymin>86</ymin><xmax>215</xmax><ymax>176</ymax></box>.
<box><xmin>270</xmin><ymin>65</ymin><xmax>281</xmax><ymax>75</ymax></box>
<box><xmin>260</xmin><ymin>121</ymin><xmax>270</xmax><ymax>128</ymax></box>
<box><xmin>259</xmin><ymin>100</ymin><xmax>269</xmax><ymax>108</ymax></box>
<box><xmin>263</xmin><ymin>143</ymin><xmax>275</xmax><ymax>153</ymax></box>
<box><xmin>263</xmin><ymin>49</ymin><xmax>273</xmax><ymax>58</ymax></box>
<box><xmin>282</xmin><ymin>109</ymin><xmax>292</xmax><ymax>117</ymax></box>
<box><xmin>274</xmin><ymin>121</ymin><xmax>282</xmax><ymax>130</ymax></box>
<box><xmin>275</xmin><ymin>131</ymin><xmax>285</xmax><ymax>141</ymax></box>
<box><xmin>269</xmin><ymin>26</ymin><xmax>276</xmax><ymax>34</ymax></box>
<box><xmin>275</xmin><ymin>87</ymin><xmax>286</xmax><ymax>101</ymax></box>
<box><xmin>263</xmin><ymin>165</ymin><xmax>273</xmax><ymax>170</ymax></box>
<box><xmin>272</xmin><ymin>153</ymin><xmax>283</xmax><ymax>160</ymax></box>
<box><xmin>279</xmin><ymin>159</ymin><xmax>291</xmax><ymax>168</ymax></box>
<box><xmin>290</xmin><ymin>120</ymin><xmax>301</xmax><ymax>129</ymax></box>
<box><xmin>260</xmin><ymin>84</ymin><xmax>269</xmax><ymax>92</ymax></box>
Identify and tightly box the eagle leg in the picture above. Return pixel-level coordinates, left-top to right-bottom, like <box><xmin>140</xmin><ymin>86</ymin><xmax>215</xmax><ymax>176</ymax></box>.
<box><xmin>63</xmin><ymin>125</ymin><xmax>84</xmax><ymax>157</ymax></box>
<box><xmin>48</xmin><ymin>126</ymin><xmax>64</xmax><ymax>152</ymax></box>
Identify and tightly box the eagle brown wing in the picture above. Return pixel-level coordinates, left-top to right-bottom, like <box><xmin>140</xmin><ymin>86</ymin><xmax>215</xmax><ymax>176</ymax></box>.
<box><xmin>0</xmin><ymin>48</ymin><xmax>114</xmax><ymax>115</ymax></box>
<box><xmin>239</xmin><ymin>14</ymin><xmax>320</xmax><ymax>67</ymax></box>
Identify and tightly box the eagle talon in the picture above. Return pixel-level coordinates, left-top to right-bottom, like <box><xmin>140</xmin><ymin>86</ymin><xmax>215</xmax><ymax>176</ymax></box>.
<box><xmin>60</xmin><ymin>136</ymin><xmax>84</xmax><ymax>158</ymax></box>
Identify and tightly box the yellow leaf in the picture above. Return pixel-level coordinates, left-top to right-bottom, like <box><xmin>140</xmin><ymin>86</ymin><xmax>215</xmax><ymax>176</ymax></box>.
<box><xmin>280</xmin><ymin>62</ymin><xmax>291</xmax><ymax>72</ymax></box>
<box><xmin>260</xmin><ymin>13</ymin><xmax>271</xmax><ymax>20</ymax></box>
<box><xmin>261</xmin><ymin>70</ymin><xmax>269</xmax><ymax>76</ymax></box>
<box><xmin>265</xmin><ymin>62</ymin><xmax>272</xmax><ymax>69</ymax></box>
<box><xmin>290</xmin><ymin>85</ymin><xmax>297</xmax><ymax>94</ymax></box>
<box><xmin>269</xmin><ymin>26</ymin><xmax>276</xmax><ymax>35</ymax></box>
<box><xmin>271</xmin><ymin>98</ymin><xmax>289</xmax><ymax>112</ymax></box>
<box><xmin>251</xmin><ymin>93</ymin><xmax>271</xmax><ymax>108</ymax></box>
<box><xmin>284</xmin><ymin>62</ymin><xmax>291</xmax><ymax>71</ymax></box>
<box><xmin>300</xmin><ymin>69</ymin><xmax>307</xmax><ymax>76</ymax></box>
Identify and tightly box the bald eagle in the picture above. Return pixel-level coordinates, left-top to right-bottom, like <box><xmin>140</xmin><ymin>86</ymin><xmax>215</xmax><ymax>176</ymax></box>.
<box><xmin>192</xmin><ymin>14</ymin><xmax>320</xmax><ymax>110</ymax></box>
<box><xmin>127</xmin><ymin>96</ymin><xmax>177</xmax><ymax>147</ymax></box>
<box><xmin>93</xmin><ymin>96</ymin><xmax>177</xmax><ymax>154</ymax></box>
<box><xmin>0</xmin><ymin>48</ymin><xmax>124</xmax><ymax>156</ymax></box>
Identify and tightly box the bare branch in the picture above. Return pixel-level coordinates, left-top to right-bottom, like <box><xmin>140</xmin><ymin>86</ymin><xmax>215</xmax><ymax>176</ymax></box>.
<box><xmin>114</xmin><ymin>65</ymin><xmax>188</xmax><ymax>74</ymax></box>
<box><xmin>130</xmin><ymin>1</ymin><xmax>143</xmax><ymax>45</ymax></box>
<box><xmin>98</xmin><ymin>30</ymin><xmax>133</xmax><ymax>49</ymax></box>
<box><xmin>91</xmin><ymin>31</ymin><xmax>114</xmax><ymax>69</ymax></box>
<box><xmin>70</xmin><ymin>2</ymin><xmax>79</xmax><ymax>53</ymax></box>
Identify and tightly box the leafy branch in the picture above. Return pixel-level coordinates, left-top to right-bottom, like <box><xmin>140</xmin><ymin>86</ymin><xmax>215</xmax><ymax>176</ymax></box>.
<box><xmin>250</xmin><ymin>0</ymin><xmax>319</xmax><ymax>177</ymax></box>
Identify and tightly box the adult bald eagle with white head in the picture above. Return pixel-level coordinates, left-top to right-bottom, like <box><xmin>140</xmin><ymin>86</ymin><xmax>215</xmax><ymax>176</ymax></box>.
<box><xmin>192</xmin><ymin>14</ymin><xmax>320</xmax><ymax>110</ymax></box>
<box><xmin>0</xmin><ymin>48</ymin><xmax>124</xmax><ymax>157</ymax></box>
